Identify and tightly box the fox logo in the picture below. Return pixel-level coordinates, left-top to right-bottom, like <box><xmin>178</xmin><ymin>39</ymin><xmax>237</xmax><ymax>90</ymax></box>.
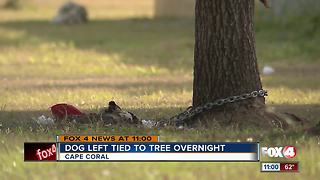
<box><xmin>261</xmin><ymin>146</ymin><xmax>296</xmax><ymax>159</ymax></box>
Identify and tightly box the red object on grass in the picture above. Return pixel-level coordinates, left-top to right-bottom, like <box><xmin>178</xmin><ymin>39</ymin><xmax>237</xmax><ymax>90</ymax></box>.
<box><xmin>50</xmin><ymin>103</ymin><xmax>85</xmax><ymax>119</ymax></box>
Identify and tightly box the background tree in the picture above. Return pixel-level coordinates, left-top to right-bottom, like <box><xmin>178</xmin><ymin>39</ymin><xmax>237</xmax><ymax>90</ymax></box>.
<box><xmin>3</xmin><ymin>0</ymin><xmax>20</xmax><ymax>9</ymax></box>
<box><xmin>192</xmin><ymin>0</ymin><xmax>285</xmax><ymax>128</ymax></box>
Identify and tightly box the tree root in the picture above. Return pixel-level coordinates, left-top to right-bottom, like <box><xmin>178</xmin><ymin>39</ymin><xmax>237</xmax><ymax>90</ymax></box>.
<box><xmin>187</xmin><ymin>99</ymin><xmax>311</xmax><ymax>132</ymax></box>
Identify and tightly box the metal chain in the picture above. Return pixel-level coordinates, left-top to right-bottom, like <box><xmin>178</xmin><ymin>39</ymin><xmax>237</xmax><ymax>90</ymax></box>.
<box><xmin>156</xmin><ymin>89</ymin><xmax>268</xmax><ymax>127</ymax></box>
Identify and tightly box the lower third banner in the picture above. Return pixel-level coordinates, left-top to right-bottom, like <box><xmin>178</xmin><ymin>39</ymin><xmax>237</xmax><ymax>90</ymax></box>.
<box><xmin>57</xmin><ymin>142</ymin><xmax>259</xmax><ymax>162</ymax></box>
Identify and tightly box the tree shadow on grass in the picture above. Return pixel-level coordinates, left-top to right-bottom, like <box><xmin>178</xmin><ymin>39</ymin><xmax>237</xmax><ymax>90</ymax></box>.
<box><xmin>0</xmin><ymin>106</ymin><xmax>184</xmax><ymax>136</ymax></box>
<box><xmin>1</xmin><ymin>104</ymin><xmax>319</xmax><ymax>132</ymax></box>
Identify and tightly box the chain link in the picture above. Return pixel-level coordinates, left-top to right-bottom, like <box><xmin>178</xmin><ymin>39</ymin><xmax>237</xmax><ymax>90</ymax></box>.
<box><xmin>156</xmin><ymin>89</ymin><xmax>268</xmax><ymax>127</ymax></box>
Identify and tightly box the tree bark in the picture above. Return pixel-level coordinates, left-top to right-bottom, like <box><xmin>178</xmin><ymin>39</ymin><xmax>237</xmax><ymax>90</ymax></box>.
<box><xmin>192</xmin><ymin>0</ymin><xmax>264</xmax><ymax>121</ymax></box>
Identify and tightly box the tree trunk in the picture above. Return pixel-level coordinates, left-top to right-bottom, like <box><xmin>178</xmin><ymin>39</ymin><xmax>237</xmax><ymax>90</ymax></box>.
<box><xmin>192</xmin><ymin>0</ymin><xmax>265</xmax><ymax>126</ymax></box>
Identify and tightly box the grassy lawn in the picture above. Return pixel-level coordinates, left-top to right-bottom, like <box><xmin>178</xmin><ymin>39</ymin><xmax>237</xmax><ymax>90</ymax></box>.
<box><xmin>0</xmin><ymin>1</ymin><xmax>320</xmax><ymax>179</ymax></box>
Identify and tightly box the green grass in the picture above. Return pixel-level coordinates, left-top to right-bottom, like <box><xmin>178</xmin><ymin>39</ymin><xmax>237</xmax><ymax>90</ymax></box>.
<box><xmin>0</xmin><ymin>1</ymin><xmax>320</xmax><ymax>179</ymax></box>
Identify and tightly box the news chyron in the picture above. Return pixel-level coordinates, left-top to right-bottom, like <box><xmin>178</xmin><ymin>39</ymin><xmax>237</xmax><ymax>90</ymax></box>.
<box><xmin>24</xmin><ymin>135</ymin><xmax>259</xmax><ymax>162</ymax></box>
<box><xmin>260</xmin><ymin>145</ymin><xmax>299</xmax><ymax>173</ymax></box>
<box><xmin>23</xmin><ymin>135</ymin><xmax>299</xmax><ymax>173</ymax></box>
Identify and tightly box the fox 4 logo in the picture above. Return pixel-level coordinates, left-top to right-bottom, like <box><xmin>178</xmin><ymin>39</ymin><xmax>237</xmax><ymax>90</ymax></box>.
<box><xmin>261</xmin><ymin>146</ymin><xmax>296</xmax><ymax>159</ymax></box>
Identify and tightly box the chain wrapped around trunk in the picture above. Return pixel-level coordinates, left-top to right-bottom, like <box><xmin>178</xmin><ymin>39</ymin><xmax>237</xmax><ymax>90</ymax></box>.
<box><xmin>155</xmin><ymin>89</ymin><xmax>268</xmax><ymax>127</ymax></box>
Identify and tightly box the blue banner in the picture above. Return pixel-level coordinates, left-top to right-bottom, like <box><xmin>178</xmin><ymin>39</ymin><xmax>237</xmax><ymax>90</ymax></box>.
<box><xmin>59</xmin><ymin>142</ymin><xmax>258</xmax><ymax>153</ymax></box>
